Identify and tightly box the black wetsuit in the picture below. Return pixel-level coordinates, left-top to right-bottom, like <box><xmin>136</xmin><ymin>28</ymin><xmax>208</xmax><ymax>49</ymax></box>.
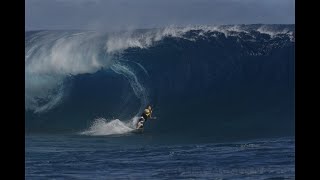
<box><xmin>141</xmin><ymin>113</ymin><xmax>148</xmax><ymax>121</ymax></box>
<box><xmin>137</xmin><ymin>108</ymin><xmax>152</xmax><ymax>129</ymax></box>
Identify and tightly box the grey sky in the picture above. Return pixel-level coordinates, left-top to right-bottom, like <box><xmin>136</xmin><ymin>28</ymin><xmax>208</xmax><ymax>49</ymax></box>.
<box><xmin>26</xmin><ymin>0</ymin><xmax>295</xmax><ymax>31</ymax></box>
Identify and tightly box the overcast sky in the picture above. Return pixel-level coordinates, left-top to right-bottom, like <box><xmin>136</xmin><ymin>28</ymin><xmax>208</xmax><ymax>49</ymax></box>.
<box><xmin>26</xmin><ymin>0</ymin><xmax>295</xmax><ymax>31</ymax></box>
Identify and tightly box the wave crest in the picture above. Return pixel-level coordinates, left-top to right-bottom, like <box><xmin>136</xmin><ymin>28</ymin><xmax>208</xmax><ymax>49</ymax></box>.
<box><xmin>25</xmin><ymin>24</ymin><xmax>294</xmax><ymax>113</ymax></box>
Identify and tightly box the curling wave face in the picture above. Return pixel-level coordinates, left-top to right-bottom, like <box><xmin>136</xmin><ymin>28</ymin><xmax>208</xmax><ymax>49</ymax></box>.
<box><xmin>25</xmin><ymin>24</ymin><xmax>294</xmax><ymax>139</ymax></box>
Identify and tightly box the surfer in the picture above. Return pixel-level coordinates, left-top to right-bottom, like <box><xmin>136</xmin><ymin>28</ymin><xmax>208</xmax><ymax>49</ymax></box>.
<box><xmin>136</xmin><ymin>105</ymin><xmax>156</xmax><ymax>129</ymax></box>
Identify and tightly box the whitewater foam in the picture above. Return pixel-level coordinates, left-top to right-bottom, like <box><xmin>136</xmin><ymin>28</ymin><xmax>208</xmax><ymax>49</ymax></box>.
<box><xmin>80</xmin><ymin>117</ymin><xmax>140</xmax><ymax>136</ymax></box>
<box><xmin>25</xmin><ymin>31</ymin><xmax>148</xmax><ymax>113</ymax></box>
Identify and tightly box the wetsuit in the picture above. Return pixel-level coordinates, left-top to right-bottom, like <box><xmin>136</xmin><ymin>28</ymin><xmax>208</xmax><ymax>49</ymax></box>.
<box><xmin>137</xmin><ymin>108</ymin><xmax>152</xmax><ymax>128</ymax></box>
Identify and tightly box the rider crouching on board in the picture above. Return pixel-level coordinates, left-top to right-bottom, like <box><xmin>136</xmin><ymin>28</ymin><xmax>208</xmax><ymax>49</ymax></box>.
<box><xmin>136</xmin><ymin>105</ymin><xmax>156</xmax><ymax>129</ymax></box>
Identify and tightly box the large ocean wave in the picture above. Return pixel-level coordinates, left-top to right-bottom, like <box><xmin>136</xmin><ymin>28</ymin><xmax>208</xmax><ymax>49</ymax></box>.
<box><xmin>25</xmin><ymin>24</ymin><xmax>295</xmax><ymax>139</ymax></box>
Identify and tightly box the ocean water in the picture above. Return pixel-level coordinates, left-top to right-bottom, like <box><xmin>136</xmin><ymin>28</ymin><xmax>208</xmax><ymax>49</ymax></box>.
<box><xmin>25</xmin><ymin>24</ymin><xmax>295</xmax><ymax>179</ymax></box>
<box><xmin>25</xmin><ymin>135</ymin><xmax>294</xmax><ymax>179</ymax></box>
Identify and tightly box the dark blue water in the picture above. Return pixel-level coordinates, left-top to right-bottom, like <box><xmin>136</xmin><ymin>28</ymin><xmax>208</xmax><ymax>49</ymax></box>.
<box><xmin>25</xmin><ymin>135</ymin><xmax>294</xmax><ymax>179</ymax></box>
<box><xmin>25</xmin><ymin>25</ymin><xmax>294</xmax><ymax>136</ymax></box>
<box><xmin>25</xmin><ymin>24</ymin><xmax>295</xmax><ymax>179</ymax></box>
